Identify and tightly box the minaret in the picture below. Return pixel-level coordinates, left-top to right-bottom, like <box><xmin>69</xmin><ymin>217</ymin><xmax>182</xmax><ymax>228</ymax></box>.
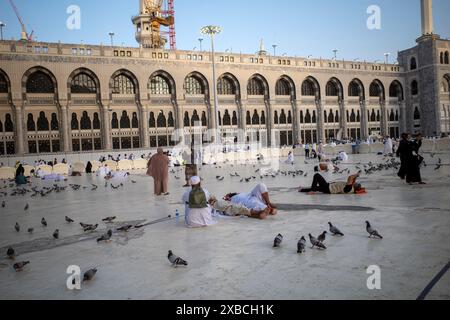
<box><xmin>257</xmin><ymin>39</ymin><xmax>267</xmax><ymax>56</ymax></box>
<box><xmin>421</xmin><ymin>0</ymin><xmax>433</xmax><ymax>35</ymax></box>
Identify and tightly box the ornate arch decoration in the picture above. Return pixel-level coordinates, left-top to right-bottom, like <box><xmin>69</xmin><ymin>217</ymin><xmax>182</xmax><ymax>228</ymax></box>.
<box><xmin>276</xmin><ymin>75</ymin><xmax>296</xmax><ymax>99</ymax></box>
<box><xmin>184</xmin><ymin>71</ymin><xmax>210</xmax><ymax>100</ymax></box>
<box><xmin>22</xmin><ymin>66</ymin><xmax>58</xmax><ymax>102</ymax></box>
<box><xmin>109</xmin><ymin>69</ymin><xmax>140</xmax><ymax>99</ymax></box>
<box><xmin>301</xmin><ymin>76</ymin><xmax>321</xmax><ymax>101</ymax></box>
<box><xmin>369</xmin><ymin>79</ymin><xmax>386</xmax><ymax>101</ymax></box>
<box><xmin>148</xmin><ymin>70</ymin><xmax>177</xmax><ymax>100</ymax></box>
<box><xmin>217</xmin><ymin>72</ymin><xmax>241</xmax><ymax>99</ymax></box>
<box><xmin>67</xmin><ymin>67</ymin><xmax>101</xmax><ymax>100</ymax></box>
<box><xmin>326</xmin><ymin>77</ymin><xmax>344</xmax><ymax>100</ymax></box>
<box><xmin>389</xmin><ymin>80</ymin><xmax>404</xmax><ymax>101</ymax></box>
<box><xmin>348</xmin><ymin>78</ymin><xmax>365</xmax><ymax>101</ymax></box>
<box><xmin>0</xmin><ymin>69</ymin><xmax>13</xmax><ymax>109</ymax></box>
<box><xmin>247</xmin><ymin>73</ymin><xmax>270</xmax><ymax>99</ymax></box>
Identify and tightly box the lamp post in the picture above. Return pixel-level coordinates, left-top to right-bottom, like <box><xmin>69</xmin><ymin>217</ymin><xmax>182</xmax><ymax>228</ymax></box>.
<box><xmin>332</xmin><ymin>49</ymin><xmax>338</xmax><ymax>60</ymax></box>
<box><xmin>201</xmin><ymin>25</ymin><xmax>222</xmax><ymax>144</ymax></box>
<box><xmin>198</xmin><ymin>38</ymin><xmax>203</xmax><ymax>51</ymax></box>
<box><xmin>0</xmin><ymin>22</ymin><xmax>5</xmax><ymax>41</ymax></box>
<box><xmin>109</xmin><ymin>32</ymin><xmax>115</xmax><ymax>47</ymax></box>
<box><xmin>272</xmin><ymin>44</ymin><xmax>277</xmax><ymax>56</ymax></box>
<box><xmin>384</xmin><ymin>52</ymin><xmax>390</xmax><ymax>64</ymax></box>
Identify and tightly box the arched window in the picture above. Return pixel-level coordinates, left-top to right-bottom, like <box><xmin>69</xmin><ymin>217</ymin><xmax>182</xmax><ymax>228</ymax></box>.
<box><xmin>184</xmin><ymin>112</ymin><xmax>190</xmax><ymax>127</ymax></box>
<box><xmin>201</xmin><ymin>112</ymin><xmax>207</xmax><ymax>127</ymax></box>
<box><xmin>305</xmin><ymin>110</ymin><xmax>311</xmax><ymax>123</ymax></box>
<box><xmin>274</xmin><ymin>111</ymin><xmax>279</xmax><ymax>124</ymax></box>
<box><xmin>275</xmin><ymin>79</ymin><xmax>290</xmax><ymax>96</ymax></box>
<box><xmin>26</xmin><ymin>71</ymin><xmax>54</xmax><ymax>93</ymax></box>
<box><xmin>217</xmin><ymin>111</ymin><xmax>222</xmax><ymax>126</ymax></box>
<box><xmin>184</xmin><ymin>76</ymin><xmax>204</xmax><ymax>95</ymax></box>
<box><xmin>132</xmin><ymin>112</ymin><xmax>139</xmax><ymax>128</ymax></box>
<box><xmin>223</xmin><ymin>110</ymin><xmax>231</xmax><ymax>126</ymax></box>
<box><xmin>232</xmin><ymin>111</ymin><xmax>238</xmax><ymax>126</ymax></box>
<box><xmin>326</xmin><ymin>81</ymin><xmax>339</xmax><ymax>96</ymax></box>
<box><xmin>348</xmin><ymin>81</ymin><xmax>362</xmax><ymax>97</ymax></box>
<box><xmin>312</xmin><ymin>110</ymin><xmax>317</xmax><ymax>123</ymax></box>
<box><xmin>411</xmin><ymin>80</ymin><xmax>418</xmax><ymax>95</ymax></box>
<box><xmin>51</xmin><ymin>113</ymin><xmax>59</xmax><ymax>131</ymax></box>
<box><xmin>80</xmin><ymin>111</ymin><xmax>91</xmax><ymax>130</ymax></box>
<box><xmin>217</xmin><ymin>76</ymin><xmax>236</xmax><ymax>95</ymax></box>
<box><xmin>246</xmin><ymin>111</ymin><xmax>251</xmax><ymax>125</ymax></box>
<box><xmin>350</xmin><ymin>109</ymin><xmax>356</xmax><ymax>122</ymax></box>
<box><xmin>4</xmin><ymin>114</ymin><xmax>13</xmax><ymax>132</ymax></box>
<box><xmin>335</xmin><ymin>111</ymin><xmax>339</xmax><ymax>123</ymax></box>
<box><xmin>324</xmin><ymin>110</ymin><xmax>327</xmax><ymax>123</ymax></box>
<box><xmin>112</xmin><ymin>74</ymin><xmax>135</xmax><ymax>94</ymax></box>
<box><xmin>395</xmin><ymin>110</ymin><xmax>399</xmax><ymax>121</ymax></box>
<box><xmin>410</xmin><ymin>57</ymin><xmax>417</xmax><ymax>70</ymax></box>
<box><xmin>328</xmin><ymin>110</ymin><xmax>334</xmax><ymax>123</ymax></box>
<box><xmin>120</xmin><ymin>111</ymin><xmax>131</xmax><ymax>129</ymax></box>
<box><xmin>0</xmin><ymin>74</ymin><xmax>8</xmax><ymax>93</ymax></box>
<box><xmin>279</xmin><ymin>110</ymin><xmax>287</xmax><ymax>124</ymax></box>
<box><xmin>27</xmin><ymin>114</ymin><xmax>36</xmax><ymax>131</ymax></box>
<box><xmin>93</xmin><ymin>113</ymin><xmax>101</xmax><ymax>129</ymax></box>
<box><xmin>247</xmin><ymin>78</ymin><xmax>264</xmax><ymax>95</ymax></box>
<box><xmin>301</xmin><ymin>79</ymin><xmax>316</xmax><ymax>96</ymax></box>
<box><xmin>149</xmin><ymin>112</ymin><xmax>156</xmax><ymax>128</ymax></box>
<box><xmin>287</xmin><ymin>111</ymin><xmax>292</xmax><ymax>124</ymax></box>
<box><xmin>191</xmin><ymin>110</ymin><xmax>200</xmax><ymax>126</ymax></box>
<box><xmin>370</xmin><ymin>82</ymin><xmax>382</xmax><ymax>97</ymax></box>
<box><xmin>260</xmin><ymin>111</ymin><xmax>266</xmax><ymax>125</ymax></box>
<box><xmin>389</xmin><ymin>81</ymin><xmax>403</xmax><ymax>99</ymax></box>
<box><xmin>0</xmin><ymin>120</ymin><xmax>2</xmax><ymax>132</ymax></box>
<box><xmin>111</xmin><ymin>112</ymin><xmax>119</xmax><ymax>129</ymax></box>
<box><xmin>370</xmin><ymin>109</ymin><xmax>376</xmax><ymax>122</ymax></box>
<box><xmin>300</xmin><ymin>110</ymin><xmax>304</xmax><ymax>124</ymax></box>
<box><xmin>414</xmin><ymin>107</ymin><xmax>421</xmax><ymax>120</ymax></box>
<box><xmin>445</xmin><ymin>52</ymin><xmax>449</xmax><ymax>64</ymax></box>
<box><xmin>157</xmin><ymin>112</ymin><xmax>167</xmax><ymax>128</ymax></box>
<box><xmin>356</xmin><ymin>110</ymin><xmax>361</xmax><ymax>122</ymax></box>
<box><xmin>71</xmin><ymin>73</ymin><xmax>97</xmax><ymax>94</ymax></box>
<box><xmin>389</xmin><ymin>110</ymin><xmax>395</xmax><ymax>122</ymax></box>
<box><xmin>252</xmin><ymin>110</ymin><xmax>260</xmax><ymax>125</ymax></box>
<box><xmin>71</xmin><ymin>113</ymin><xmax>79</xmax><ymax>130</ymax></box>
<box><xmin>376</xmin><ymin>110</ymin><xmax>381</xmax><ymax>122</ymax></box>
<box><xmin>149</xmin><ymin>76</ymin><xmax>171</xmax><ymax>95</ymax></box>
<box><xmin>168</xmin><ymin>112</ymin><xmax>175</xmax><ymax>127</ymax></box>
<box><xmin>37</xmin><ymin>112</ymin><xmax>49</xmax><ymax>131</ymax></box>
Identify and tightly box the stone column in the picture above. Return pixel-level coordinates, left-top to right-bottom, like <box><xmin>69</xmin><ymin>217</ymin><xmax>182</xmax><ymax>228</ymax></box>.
<box><xmin>339</xmin><ymin>99</ymin><xmax>347</xmax><ymax>139</ymax></box>
<box><xmin>13</xmin><ymin>101</ymin><xmax>25</xmax><ymax>155</ymax></box>
<box><xmin>360</xmin><ymin>100</ymin><xmax>369</xmax><ymax>140</ymax></box>
<box><xmin>101</xmin><ymin>100</ymin><xmax>111</xmax><ymax>150</ymax></box>
<box><xmin>291</xmin><ymin>100</ymin><xmax>299</xmax><ymax>144</ymax></box>
<box><xmin>140</xmin><ymin>103</ymin><xmax>149</xmax><ymax>148</ymax></box>
<box><xmin>315</xmin><ymin>100</ymin><xmax>325</xmax><ymax>142</ymax></box>
<box><xmin>380</xmin><ymin>100</ymin><xmax>387</xmax><ymax>136</ymax></box>
<box><xmin>59</xmin><ymin>102</ymin><xmax>70</xmax><ymax>152</ymax></box>
<box><xmin>265</xmin><ymin>100</ymin><xmax>273</xmax><ymax>147</ymax></box>
<box><xmin>399</xmin><ymin>101</ymin><xmax>407</xmax><ymax>134</ymax></box>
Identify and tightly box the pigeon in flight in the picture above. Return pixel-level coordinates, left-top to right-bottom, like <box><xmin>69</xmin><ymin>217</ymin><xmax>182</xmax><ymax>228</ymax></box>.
<box><xmin>168</xmin><ymin>250</ymin><xmax>188</xmax><ymax>267</ymax></box>
<box><xmin>83</xmin><ymin>268</ymin><xmax>98</xmax><ymax>282</ymax></box>
<box><xmin>297</xmin><ymin>237</ymin><xmax>306</xmax><ymax>254</ymax></box>
<box><xmin>102</xmin><ymin>217</ymin><xmax>116</xmax><ymax>223</ymax></box>
<box><xmin>328</xmin><ymin>222</ymin><xmax>344</xmax><ymax>236</ymax></box>
<box><xmin>97</xmin><ymin>230</ymin><xmax>113</xmax><ymax>243</ymax></box>
<box><xmin>15</xmin><ymin>222</ymin><xmax>20</xmax><ymax>232</ymax></box>
<box><xmin>13</xmin><ymin>261</ymin><xmax>30</xmax><ymax>272</ymax></box>
<box><xmin>309</xmin><ymin>234</ymin><xmax>326</xmax><ymax>250</ymax></box>
<box><xmin>41</xmin><ymin>218</ymin><xmax>48</xmax><ymax>227</ymax></box>
<box><xmin>273</xmin><ymin>234</ymin><xmax>283</xmax><ymax>248</ymax></box>
<box><xmin>366</xmin><ymin>221</ymin><xmax>383</xmax><ymax>239</ymax></box>
<box><xmin>318</xmin><ymin>231</ymin><xmax>327</xmax><ymax>243</ymax></box>
<box><xmin>65</xmin><ymin>216</ymin><xmax>74</xmax><ymax>223</ymax></box>
<box><xmin>7</xmin><ymin>247</ymin><xmax>15</xmax><ymax>259</ymax></box>
<box><xmin>53</xmin><ymin>229</ymin><xmax>59</xmax><ymax>239</ymax></box>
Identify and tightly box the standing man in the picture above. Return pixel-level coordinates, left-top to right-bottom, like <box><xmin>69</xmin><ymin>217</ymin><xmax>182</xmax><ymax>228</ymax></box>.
<box><xmin>147</xmin><ymin>148</ymin><xmax>170</xmax><ymax>196</ymax></box>
<box><xmin>396</xmin><ymin>133</ymin><xmax>410</xmax><ymax>180</ymax></box>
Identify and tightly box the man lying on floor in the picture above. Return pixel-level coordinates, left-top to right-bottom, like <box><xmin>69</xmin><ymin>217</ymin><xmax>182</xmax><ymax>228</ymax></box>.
<box><xmin>208</xmin><ymin>196</ymin><xmax>270</xmax><ymax>220</ymax></box>
<box><xmin>225</xmin><ymin>183</ymin><xmax>278</xmax><ymax>217</ymax></box>
<box><xmin>299</xmin><ymin>172</ymin><xmax>365</xmax><ymax>195</ymax></box>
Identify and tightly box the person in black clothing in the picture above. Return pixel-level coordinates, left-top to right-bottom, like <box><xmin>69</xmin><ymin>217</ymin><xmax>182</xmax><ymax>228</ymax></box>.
<box><xmin>86</xmin><ymin>161</ymin><xmax>93</xmax><ymax>174</ymax></box>
<box><xmin>396</xmin><ymin>133</ymin><xmax>410</xmax><ymax>180</ymax></box>
<box><xmin>407</xmin><ymin>134</ymin><xmax>425</xmax><ymax>184</ymax></box>
<box><xmin>15</xmin><ymin>164</ymin><xmax>25</xmax><ymax>178</ymax></box>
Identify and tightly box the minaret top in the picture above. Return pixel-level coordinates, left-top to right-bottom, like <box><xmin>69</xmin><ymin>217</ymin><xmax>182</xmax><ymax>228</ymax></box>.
<box><xmin>421</xmin><ymin>0</ymin><xmax>433</xmax><ymax>35</ymax></box>
<box><xmin>257</xmin><ymin>39</ymin><xmax>267</xmax><ymax>56</ymax></box>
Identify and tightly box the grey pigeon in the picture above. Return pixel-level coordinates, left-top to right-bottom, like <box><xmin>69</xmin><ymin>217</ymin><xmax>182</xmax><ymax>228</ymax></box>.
<box><xmin>273</xmin><ymin>234</ymin><xmax>283</xmax><ymax>248</ymax></box>
<box><xmin>41</xmin><ymin>218</ymin><xmax>47</xmax><ymax>227</ymax></box>
<box><xmin>13</xmin><ymin>261</ymin><xmax>30</xmax><ymax>272</ymax></box>
<box><xmin>297</xmin><ymin>237</ymin><xmax>306</xmax><ymax>253</ymax></box>
<box><xmin>97</xmin><ymin>230</ymin><xmax>113</xmax><ymax>242</ymax></box>
<box><xmin>2</xmin><ymin>200</ymin><xmax>5</xmax><ymax>208</ymax></box>
<box><xmin>318</xmin><ymin>231</ymin><xmax>327</xmax><ymax>243</ymax></box>
<box><xmin>65</xmin><ymin>216</ymin><xmax>74</xmax><ymax>223</ymax></box>
<box><xmin>117</xmin><ymin>225</ymin><xmax>132</xmax><ymax>232</ymax></box>
<box><xmin>24</xmin><ymin>203</ymin><xmax>29</xmax><ymax>211</ymax></box>
<box><xmin>7</xmin><ymin>247</ymin><xmax>15</xmax><ymax>259</ymax></box>
<box><xmin>80</xmin><ymin>222</ymin><xmax>92</xmax><ymax>229</ymax></box>
<box><xmin>102</xmin><ymin>216</ymin><xmax>116</xmax><ymax>223</ymax></box>
<box><xmin>328</xmin><ymin>222</ymin><xmax>344</xmax><ymax>236</ymax></box>
<box><xmin>83</xmin><ymin>268</ymin><xmax>97</xmax><ymax>282</ymax></box>
<box><xmin>309</xmin><ymin>234</ymin><xmax>327</xmax><ymax>250</ymax></box>
<box><xmin>27</xmin><ymin>228</ymin><xmax>34</xmax><ymax>234</ymax></box>
<box><xmin>53</xmin><ymin>229</ymin><xmax>59</xmax><ymax>239</ymax></box>
<box><xmin>366</xmin><ymin>221</ymin><xmax>383</xmax><ymax>239</ymax></box>
<box><xmin>168</xmin><ymin>250</ymin><xmax>188</xmax><ymax>267</ymax></box>
<box><xmin>15</xmin><ymin>222</ymin><xmax>20</xmax><ymax>232</ymax></box>
<box><xmin>84</xmin><ymin>224</ymin><xmax>98</xmax><ymax>232</ymax></box>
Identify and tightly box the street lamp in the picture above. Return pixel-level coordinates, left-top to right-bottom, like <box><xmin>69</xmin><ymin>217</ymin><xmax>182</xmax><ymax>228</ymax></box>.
<box><xmin>332</xmin><ymin>49</ymin><xmax>338</xmax><ymax>60</ymax></box>
<box><xmin>272</xmin><ymin>44</ymin><xmax>278</xmax><ymax>56</ymax></box>
<box><xmin>384</xmin><ymin>52</ymin><xmax>390</xmax><ymax>64</ymax></box>
<box><xmin>198</xmin><ymin>38</ymin><xmax>203</xmax><ymax>51</ymax></box>
<box><xmin>109</xmin><ymin>32</ymin><xmax>115</xmax><ymax>47</ymax></box>
<box><xmin>201</xmin><ymin>25</ymin><xmax>222</xmax><ymax>144</ymax></box>
<box><xmin>0</xmin><ymin>22</ymin><xmax>5</xmax><ymax>41</ymax></box>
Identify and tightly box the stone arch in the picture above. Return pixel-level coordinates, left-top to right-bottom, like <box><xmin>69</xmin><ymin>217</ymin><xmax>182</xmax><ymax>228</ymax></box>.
<box><xmin>217</xmin><ymin>72</ymin><xmax>240</xmax><ymax>98</ymax></box>
<box><xmin>325</xmin><ymin>77</ymin><xmax>344</xmax><ymax>99</ymax></box>
<box><xmin>184</xmin><ymin>71</ymin><xmax>210</xmax><ymax>98</ymax></box>
<box><xmin>22</xmin><ymin>66</ymin><xmax>58</xmax><ymax>101</ymax></box>
<box><xmin>109</xmin><ymin>69</ymin><xmax>140</xmax><ymax>98</ymax></box>
<box><xmin>301</xmin><ymin>76</ymin><xmax>321</xmax><ymax>100</ymax></box>
<box><xmin>276</xmin><ymin>75</ymin><xmax>296</xmax><ymax>99</ymax></box>
<box><xmin>68</xmin><ymin>67</ymin><xmax>101</xmax><ymax>99</ymax></box>
<box><xmin>247</xmin><ymin>74</ymin><xmax>269</xmax><ymax>98</ymax></box>
<box><xmin>348</xmin><ymin>78</ymin><xmax>365</xmax><ymax>100</ymax></box>
<box><xmin>369</xmin><ymin>79</ymin><xmax>385</xmax><ymax>100</ymax></box>
<box><xmin>389</xmin><ymin>80</ymin><xmax>404</xmax><ymax>101</ymax></box>
<box><xmin>148</xmin><ymin>70</ymin><xmax>177</xmax><ymax>99</ymax></box>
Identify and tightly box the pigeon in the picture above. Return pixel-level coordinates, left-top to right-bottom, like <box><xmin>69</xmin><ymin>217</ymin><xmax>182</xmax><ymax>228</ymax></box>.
<box><xmin>15</xmin><ymin>222</ymin><xmax>20</xmax><ymax>232</ymax></box>
<box><xmin>97</xmin><ymin>230</ymin><xmax>113</xmax><ymax>243</ymax></box>
<box><xmin>13</xmin><ymin>261</ymin><xmax>30</xmax><ymax>272</ymax></box>
<box><xmin>309</xmin><ymin>234</ymin><xmax>326</xmax><ymax>250</ymax></box>
<box><xmin>7</xmin><ymin>247</ymin><xmax>15</xmax><ymax>259</ymax></box>
<box><xmin>216</xmin><ymin>176</ymin><xmax>225</xmax><ymax>181</ymax></box>
<box><xmin>273</xmin><ymin>234</ymin><xmax>283</xmax><ymax>248</ymax></box>
<box><xmin>117</xmin><ymin>225</ymin><xmax>132</xmax><ymax>232</ymax></box>
<box><xmin>83</xmin><ymin>268</ymin><xmax>98</xmax><ymax>282</ymax></box>
<box><xmin>65</xmin><ymin>216</ymin><xmax>74</xmax><ymax>223</ymax></box>
<box><xmin>27</xmin><ymin>228</ymin><xmax>34</xmax><ymax>234</ymax></box>
<box><xmin>41</xmin><ymin>218</ymin><xmax>48</xmax><ymax>227</ymax></box>
<box><xmin>2</xmin><ymin>201</ymin><xmax>5</xmax><ymax>208</ymax></box>
<box><xmin>168</xmin><ymin>250</ymin><xmax>188</xmax><ymax>267</ymax></box>
<box><xmin>366</xmin><ymin>221</ymin><xmax>383</xmax><ymax>239</ymax></box>
<box><xmin>297</xmin><ymin>237</ymin><xmax>306</xmax><ymax>253</ymax></box>
<box><xmin>102</xmin><ymin>216</ymin><xmax>116</xmax><ymax>223</ymax></box>
<box><xmin>328</xmin><ymin>222</ymin><xmax>344</xmax><ymax>236</ymax></box>
<box><xmin>53</xmin><ymin>229</ymin><xmax>59</xmax><ymax>239</ymax></box>
<box><xmin>318</xmin><ymin>231</ymin><xmax>327</xmax><ymax>243</ymax></box>
<box><xmin>80</xmin><ymin>222</ymin><xmax>92</xmax><ymax>229</ymax></box>
<box><xmin>84</xmin><ymin>224</ymin><xmax>99</xmax><ymax>232</ymax></box>
<box><xmin>131</xmin><ymin>180</ymin><xmax>137</xmax><ymax>184</ymax></box>
<box><xmin>24</xmin><ymin>203</ymin><xmax>29</xmax><ymax>211</ymax></box>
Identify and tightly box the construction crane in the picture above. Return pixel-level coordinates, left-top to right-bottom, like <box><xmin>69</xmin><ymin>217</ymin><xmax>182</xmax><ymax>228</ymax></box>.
<box><xmin>8</xmin><ymin>0</ymin><xmax>33</xmax><ymax>41</ymax></box>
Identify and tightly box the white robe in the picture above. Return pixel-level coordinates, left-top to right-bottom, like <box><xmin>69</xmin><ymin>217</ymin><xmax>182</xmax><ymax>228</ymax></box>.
<box><xmin>231</xmin><ymin>183</ymin><xmax>268</xmax><ymax>211</ymax></box>
<box><xmin>384</xmin><ymin>138</ymin><xmax>393</xmax><ymax>155</ymax></box>
<box><xmin>182</xmin><ymin>187</ymin><xmax>215</xmax><ymax>228</ymax></box>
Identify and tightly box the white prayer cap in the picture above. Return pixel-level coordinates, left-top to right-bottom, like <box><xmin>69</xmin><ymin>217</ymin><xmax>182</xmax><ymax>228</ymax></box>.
<box><xmin>190</xmin><ymin>176</ymin><xmax>201</xmax><ymax>186</ymax></box>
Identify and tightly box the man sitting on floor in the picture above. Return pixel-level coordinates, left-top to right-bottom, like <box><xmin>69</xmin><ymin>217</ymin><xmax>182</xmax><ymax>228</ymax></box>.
<box><xmin>299</xmin><ymin>171</ymin><xmax>365</xmax><ymax>195</ymax></box>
